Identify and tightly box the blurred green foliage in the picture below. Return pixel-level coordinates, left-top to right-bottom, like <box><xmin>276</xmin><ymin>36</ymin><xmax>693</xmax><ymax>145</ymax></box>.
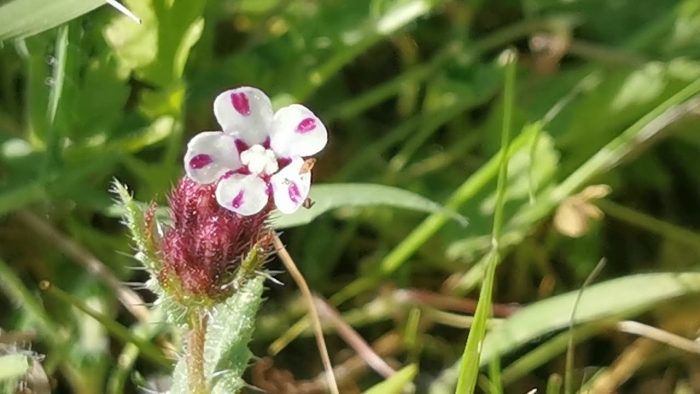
<box><xmin>2</xmin><ymin>0</ymin><xmax>700</xmax><ymax>393</ymax></box>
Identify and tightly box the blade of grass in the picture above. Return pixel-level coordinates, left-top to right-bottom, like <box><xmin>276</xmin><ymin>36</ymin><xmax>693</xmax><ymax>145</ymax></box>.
<box><xmin>597</xmin><ymin>199</ymin><xmax>700</xmax><ymax>250</ymax></box>
<box><xmin>16</xmin><ymin>209</ymin><xmax>150</xmax><ymax>322</ymax></box>
<box><xmin>454</xmin><ymin>48</ymin><xmax>518</xmax><ymax>394</ymax></box>
<box><xmin>453</xmin><ymin>90</ymin><xmax>700</xmax><ymax>294</ymax></box>
<box><xmin>106</xmin><ymin>308</ymin><xmax>171</xmax><ymax>394</ymax></box>
<box><xmin>615</xmin><ymin>320</ymin><xmax>700</xmax><ymax>354</ymax></box>
<box><xmin>43</xmin><ymin>24</ymin><xmax>68</xmax><ymax>180</ymax></box>
<box><xmin>362</xmin><ymin>364</ymin><xmax>418</xmax><ymax>394</ymax></box>
<box><xmin>0</xmin><ymin>0</ymin><xmax>103</xmax><ymax>41</ymax></box>
<box><xmin>40</xmin><ymin>281</ymin><xmax>170</xmax><ymax>368</ymax></box>
<box><xmin>500</xmin><ymin>323</ymin><xmax>604</xmax><ymax>385</ymax></box>
<box><xmin>0</xmin><ymin>259</ymin><xmax>60</xmax><ymax>343</ymax></box>
<box><xmin>565</xmin><ymin>258</ymin><xmax>606</xmax><ymax>394</ymax></box>
<box><xmin>294</xmin><ymin>0</ymin><xmax>445</xmax><ymax>102</ymax></box>
<box><xmin>547</xmin><ymin>375</ymin><xmax>562</xmax><ymax>394</ymax></box>
<box><xmin>488</xmin><ymin>356</ymin><xmax>503</xmax><ymax>394</ymax></box>
<box><xmin>0</xmin><ymin>258</ymin><xmax>88</xmax><ymax>392</ymax></box>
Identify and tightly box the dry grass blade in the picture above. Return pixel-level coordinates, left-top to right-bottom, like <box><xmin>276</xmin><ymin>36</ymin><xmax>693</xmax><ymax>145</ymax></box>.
<box><xmin>16</xmin><ymin>209</ymin><xmax>150</xmax><ymax>322</ymax></box>
<box><xmin>272</xmin><ymin>234</ymin><xmax>339</xmax><ymax>394</ymax></box>
<box><xmin>616</xmin><ymin>320</ymin><xmax>700</xmax><ymax>354</ymax></box>
<box><xmin>314</xmin><ymin>295</ymin><xmax>397</xmax><ymax>378</ymax></box>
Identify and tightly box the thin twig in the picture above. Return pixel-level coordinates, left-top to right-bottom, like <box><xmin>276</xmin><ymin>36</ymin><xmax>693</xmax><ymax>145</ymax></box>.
<box><xmin>272</xmin><ymin>234</ymin><xmax>339</xmax><ymax>394</ymax></box>
<box><xmin>616</xmin><ymin>320</ymin><xmax>700</xmax><ymax>354</ymax></box>
<box><xmin>16</xmin><ymin>210</ymin><xmax>150</xmax><ymax>322</ymax></box>
<box><xmin>314</xmin><ymin>296</ymin><xmax>397</xmax><ymax>378</ymax></box>
<box><xmin>105</xmin><ymin>0</ymin><xmax>142</xmax><ymax>24</ymax></box>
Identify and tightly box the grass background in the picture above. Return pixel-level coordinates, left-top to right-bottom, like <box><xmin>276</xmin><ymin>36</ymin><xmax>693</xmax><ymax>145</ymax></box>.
<box><xmin>2</xmin><ymin>0</ymin><xmax>700</xmax><ymax>393</ymax></box>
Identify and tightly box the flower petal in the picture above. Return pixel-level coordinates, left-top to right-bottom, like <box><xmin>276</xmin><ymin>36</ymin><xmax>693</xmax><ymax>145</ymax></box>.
<box><xmin>184</xmin><ymin>131</ymin><xmax>242</xmax><ymax>184</ymax></box>
<box><xmin>270</xmin><ymin>104</ymin><xmax>328</xmax><ymax>158</ymax></box>
<box><xmin>270</xmin><ymin>157</ymin><xmax>311</xmax><ymax>214</ymax></box>
<box><xmin>215</xmin><ymin>174</ymin><xmax>269</xmax><ymax>216</ymax></box>
<box><xmin>213</xmin><ymin>87</ymin><xmax>273</xmax><ymax>145</ymax></box>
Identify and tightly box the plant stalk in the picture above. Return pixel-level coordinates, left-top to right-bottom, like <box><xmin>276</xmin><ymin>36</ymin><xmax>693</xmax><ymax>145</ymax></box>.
<box><xmin>187</xmin><ymin>311</ymin><xmax>209</xmax><ymax>394</ymax></box>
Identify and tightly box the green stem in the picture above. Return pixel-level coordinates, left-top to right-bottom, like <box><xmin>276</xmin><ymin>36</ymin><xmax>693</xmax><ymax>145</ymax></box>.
<box><xmin>455</xmin><ymin>49</ymin><xmax>518</xmax><ymax>394</ymax></box>
<box><xmin>597</xmin><ymin>199</ymin><xmax>700</xmax><ymax>249</ymax></box>
<box><xmin>187</xmin><ymin>312</ymin><xmax>209</xmax><ymax>394</ymax></box>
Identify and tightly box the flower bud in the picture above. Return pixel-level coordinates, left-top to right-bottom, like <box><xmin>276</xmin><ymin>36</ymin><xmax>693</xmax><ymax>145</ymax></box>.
<box><xmin>157</xmin><ymin>176</ymin><xmax>272</xmax><ymax>305</ymax></box>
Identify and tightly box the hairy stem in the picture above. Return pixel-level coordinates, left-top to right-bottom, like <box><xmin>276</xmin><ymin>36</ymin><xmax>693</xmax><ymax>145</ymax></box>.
<box><xmin>187</xmin><ymin>311</ymin><xmax>208</xmax><ymax>394</ymax></box>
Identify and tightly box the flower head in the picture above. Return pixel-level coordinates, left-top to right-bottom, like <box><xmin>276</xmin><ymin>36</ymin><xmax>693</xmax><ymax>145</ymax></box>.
<box><xmin>184</xmin><ymin>87</ymin><xmax>327</xmax><ymax>216</ymax></box>
<box><xmin>158</xmin><ymin>177</ymin><xmax>270</xmax><ymax>302</ymax></box>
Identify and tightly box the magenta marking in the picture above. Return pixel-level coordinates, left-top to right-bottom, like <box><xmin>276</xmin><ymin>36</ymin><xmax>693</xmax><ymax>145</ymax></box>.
<box><xmin>189</xmin><ymin>154</ymin><xmax>213</xmax><ymax>169</ymax></box>
<box><xmin>220</xmin><ymin>170</ymin><xmax>235</xmax><ymax>180</ymax></box>
<box><xmin>296</xmin><ymin>117</ymin><xmax>316</xmax><ymax>133</ymax></box>
<box><xmin>235</xmin><ymin>167</ymin><xmax>251</xmax><ymax>176</ymax></box>
<box><xmin>234</xmin><ymin>139</ymin><xmax>250</xmax><ymax>154</ymax></box>
<box><xmin>288</xmin><ymin>182</ymin><xmax>302</xmax><ymax>203</ymax></box>
<box><xmin>231</xmin><ymin>190</ymin><xmax>245</xmax><ymax>209</ymax></box>
<box><xmin>230</xmin><ymin>92</ymin><xmax>251</xmax><ymax>116</ymax></box>
<box><xmin>265</xmin><ymin>182</ymin><xmax>273</xmax><ymax>196</ymax></box>
<box><xmin>277</xmin><ymin>157</ymin><xmax>292</xmax><ymax>168</ymax></box>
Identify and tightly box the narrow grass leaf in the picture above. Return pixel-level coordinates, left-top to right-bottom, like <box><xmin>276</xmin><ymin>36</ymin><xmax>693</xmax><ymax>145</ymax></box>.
<box><xmin>455</xmin><ymin>48</ymin><xmax>518</xmax><ymax>394</ymax></box>
<box><xmin>0</xmin><ymin>0</ymin><xmax>104</xmax><ymax>41</ymax></box>
<box><xmin>363</xmin><ymin>364</ymin><xmax>418</xmax><ymax>394</ymax></box>
<box><xmin>430</xmin><ymin>272</ymin><xmax>700</xmax><ymax>393</ymax></box>
<box><xmin>43</xmin><ymin>282</ymin><xmax>170</xmax><ymax>368</ymax></box>
<box><xmin>270</xmin><ymin>183</ymin><xmax>467</xmax><ymax>229</ymax></box>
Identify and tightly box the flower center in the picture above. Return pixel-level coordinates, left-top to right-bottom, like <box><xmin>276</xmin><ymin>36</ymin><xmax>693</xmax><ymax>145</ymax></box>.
<box><xmin>240</xmin><ymin>144</ymin><xmax>279</xmax><ymax>176</ymax></box>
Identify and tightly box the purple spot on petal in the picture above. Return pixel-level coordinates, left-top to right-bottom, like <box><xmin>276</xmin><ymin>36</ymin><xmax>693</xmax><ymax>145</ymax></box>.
<box><xmin>234</xmin><ymin>139</ymin><xmax>250</xmax><ymax>154</ymax></box>
<box><xmin>265</xmin><ymin>182</ymin><xmax>272</xmax><ymax>196</ymax></box>
<box><xmin>296</xmin><ymin>117</ymin><xmax>316</xmax><ymax>134</ymax></box>
<box><xmin>262</xmin><ymin>137</ymin><xmax>271</xmax><ymax>149</ymax></box>
<box><xmin>231</xmin><ymin>190</ymin><xmax>245</xmax><ymax>209</ymax></box>
<box><xmin>277</xmin><ymin>157</ymin><xmax>292</xmax><ymax>168</ymax></box>
<box><xmin>288</xmin><ymin>182</ymin><xmax>302</xmax><ymax>203</ymax></box>
<box><xmin>235</xmin><ymin>167</ymin><xmax>251</xmax><ymax>176</ymax></box>
<box><xmin>189</xmin><ymin>154</ymin><xmax>213</xmax><ymax>169</ymax></box>
<box><xmin>220</xmin><ymin>170</ymin><xmax>235</xmax><ymax>180</ymax></box>
<box><xmin>230</xmin><ymin>92</ymin><xmax>251</xmax><ymax>116</ymax></box>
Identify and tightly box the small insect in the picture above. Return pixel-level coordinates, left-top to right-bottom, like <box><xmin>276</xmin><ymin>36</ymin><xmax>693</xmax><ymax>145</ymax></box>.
<box><xmin>300</xmin><ymin>158</ymin><xmax>316</xmax><ymax>175</ymax></box>
<box><xmin>302</xmin><ymin>198</ymin><xmax>315</xmax><ymax>209</ymax></box>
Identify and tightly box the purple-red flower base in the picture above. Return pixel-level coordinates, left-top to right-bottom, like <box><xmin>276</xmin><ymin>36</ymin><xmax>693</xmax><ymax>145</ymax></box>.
<box><xmin>157</xmin><ymin>177</ymin><xmax>271</xmax><ymax>303</ymax></box>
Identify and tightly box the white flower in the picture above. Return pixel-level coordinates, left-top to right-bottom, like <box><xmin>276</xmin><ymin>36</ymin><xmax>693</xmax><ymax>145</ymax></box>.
<box><xmin>184</xmin><ymin>86</ymin><xmax>327</xmax><ymax>216</ymax></box>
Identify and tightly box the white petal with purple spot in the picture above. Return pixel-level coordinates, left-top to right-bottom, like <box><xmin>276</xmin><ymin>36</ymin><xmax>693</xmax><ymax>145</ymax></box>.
<box><xmin>270</xmin><ymin>157</ymin><xmax>311</xmax><ymax>214</ymax></box>
<box><xmin>213</xmin><ymin>87</ymin><xmax>274</xmax><ymax>146</ymax></box>
<box><xmin>270</xmin><ymin>104</ymin><xmax>328</xmax><ymax>158</ymax></box>
<box><xmin>215</xmin><ymin>174</ymin><xmax>269</xmax><ymax>216</ymax></box>
<box><xmin>184</xmin><ymin>131</ymin><xmax>242</xmax><ymax>184</ymax></box>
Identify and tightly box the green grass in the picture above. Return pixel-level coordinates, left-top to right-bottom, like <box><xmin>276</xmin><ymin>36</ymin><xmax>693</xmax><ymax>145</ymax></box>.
<box><xmin>2</xmin><ymin>0</ymin><xmax>700</xmax><ymax>393</ymax></box>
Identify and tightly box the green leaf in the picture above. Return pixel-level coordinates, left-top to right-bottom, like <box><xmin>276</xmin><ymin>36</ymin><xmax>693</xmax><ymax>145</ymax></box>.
<box><xmin>270</xmin><ymin>183</ymin><xmax>467</xmax><ymax>229</ymax></box>
<box><xmin>430</xmin><ymin>272</ymin><xmax>700</xmax><ymax>393</ymax></box>
<box><xmin>103</xmin><ymin>0</ymin><xmax>205</xmax><ymax>86</ymax></box>
<box><xmin>170</xmin><ymin>276</ymin><xmax>266</xmax><ymax>394</ymax></box>
<box><xmin>0</xmin><ymin>0</ymin><xmax>103</xmax><ymax>41</ymax></box>
<box><xmin>481</xmin><ymin>272</ymin><xmax>700</xmax><ymax>365</ymax></box>
<box><xmin>363</xmin><ymin>364</ymin><xmax>418</xmax><ymax>394</ymax></box>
